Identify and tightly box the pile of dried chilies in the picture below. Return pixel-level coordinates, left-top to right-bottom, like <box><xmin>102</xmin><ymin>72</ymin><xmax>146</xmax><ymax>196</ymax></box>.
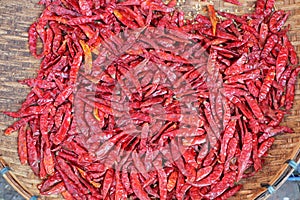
<box><xmin>3</xmin><ymin>0</ymin><xmax>300</xmax><ymax>199</ymax></box>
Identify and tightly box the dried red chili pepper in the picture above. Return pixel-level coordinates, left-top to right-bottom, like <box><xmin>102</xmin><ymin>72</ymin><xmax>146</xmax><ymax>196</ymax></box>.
<box><xmin>3</xmin><ymin>0</ymin><xmax>300</xmax><ymax>199</ymax></box>
<box><xmin>216</xmin><ymin>185</ymin><xmax>243</xmax><ymax>200</ymax></box>
<box><xmin>259</xmin><ymin>66</ymin><xmax>276</xmax><ymax>102</ymax></box>
<box><xmin>285</xmin><ymin>67</ymin><xmax>300</xmax><ymax>110</ymax></box>
<box><xmin>17</xmin><ymin>124</ymin><xmax>28</xmax><ymax>165</ymax></box>
<box><xmin>26</xmin><ymin>128</ymin><xmax>40</xmax><ymax>176</ymax></box>
<box><xmin>204</xmin><ymin>171</ymin><xmax>237</xmax><ymax>199</ymax></box>
<box><xmin>224</xmin><ymin>0</ymin><xmax>241</xmax><ymax>5</ymax></box>
<box><xmin>258</xmin><ymin>138</ymin><xmax>275</xmax><ymax>158</ymax></box>
<box><xmin>276</xmin><ymin>46</ymin><xmax>289</xmax><ymax>80</ymax></box>
<box><xmin>237</xmin><ymin>130</ymin><xmax>252</xmax><ymax>181</ymax></box>
<box><xmin>220</xmin><ymin>119</ymin><xmax>237</xmax><ymax>163</ymax></box>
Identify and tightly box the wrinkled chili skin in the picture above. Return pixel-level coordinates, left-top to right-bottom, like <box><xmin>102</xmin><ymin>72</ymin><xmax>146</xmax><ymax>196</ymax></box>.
<box><xmin>3</xmin><ymin>0</ymin><xmax>300</xmax><ymax>200</ymax></box>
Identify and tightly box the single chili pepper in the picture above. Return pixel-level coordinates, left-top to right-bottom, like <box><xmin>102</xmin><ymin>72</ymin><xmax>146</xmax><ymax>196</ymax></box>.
<box><xmin>224</xmin><ymin>0</ymin><xmax>242</xmax><ymax>5</ymax></box>
<box><xmin>252</xmin><ymin>132</ymin><xmax>262</xmax><ymax>171</ymax></box>
<box><xmin>207</xmin><ymin>5</ymin><xmax>217</xmax><ymax>36</ymax></box>
<box><xmin>51</xmin><ymin>107</ymin><xmax>72</xmax><ymax>145</ymax></box>
<box><xmin>220</xmin><ymin>119</ymin><xmax>237</xmax><ymax>163</ymax></box>
<box><xmin>130</xmin><ymin>168</ymin><xmax>151</xmax><ymax>200</ymax></box>
<box><xmin>28</xmin><ymin>22</ymin><xmax>43</xmax><ymax>59</ymax></box>
<box><xmin>224</xmin><ymin>53</ymin><xmax>248</xmax><ymax>76</ymax></box>
<box><xmin>195</xmin><ymin>166</ymin><xmax>213</xmax><ymax>181</ymax></box>
<box><xmin>245</xmin><ymin>95</ymin><xmax>265</xmax><ymax>122</ymax></box>
<box><xmin>258</xmin><ymin>126</ymin><xmax>294</xmax><ymax>143</ymax></box>
<box><xmin>79</xmin><ymin>40</ymin><xmax>93</xmax><ymax>74</ymax></box>
<box><xmin>16</xmin><ymin>124</ymin><xmax>28</xmax><ymax>166</ymax></box>
<box><xmin>285</xmin><ymin>67</ymin><xmax>300</xmax><ymax>110</ymax></box>
<box><xmin>57</xmin><ymin>151</ymin><xmax>78</xmax><ymax>165</ymax></box>
<box><xmin>258</xmin><ymin>137</ymin><xmax>275</xmax><ymax>158</ymax></box>
<box><xmin>261</xmin><ymin>34</ymin><xmax>278</xmax><ymax>58</ymax></box>
<box><xmin>217</xmin><ymin>185</ymin><xmax>243</xmax><ymax>200</ymax></box>
<box><xmin>4</xmin><ymin>104</ymin><xmax>48</xmax><ymax>118</ymax></box>
<box><xmin>38</xmin><ymin>172</ymin><xmax>62</xmax><ymax>192</ymax></box>
<box><xmin>113</xmin><ymin>9</ymin><xmax>139</xmax><ymax>29</ymax></box>
<box><xmin>224</xmin><ymin>138</ymin><xmax>238</xmax><ymax>173</ymax></box>
<box><xmin>283</xmin><ymin>34</ymin><xmax>298</xmax><ymax>65</ymax></box>
<box><xmin>167</xmin><ymin>171</ymin><xmax>178</xmax><ymax>192</ymax></box>
<box><xmin>48</xmin><ymin>4</ymin><xmax>79</xmax><ymax>16</ymax></box>
<box><xmin>40</xmin><ymin>182</ymin><xmax>66</xmax><ymax>195</ymax></box>
<box><xmin>191</xmin><ymin>164</ymin><xmax>224</xmax><ymax>187</ymax></box>
<box><xmin>102</xmin><ymin>168</ymin><xmax>115</xmax><ymax>199</ymax></box>
<box><xmin>259</xmin><ymin>66</ymin><xmax>276</xmax><ymax>102</ymax></box>
<box><xmin>42</xmin><ymin>135</ymin><xmax>55</xmax><ymax>176</ymax></box>
<box><xmin>276</xmin><ymin>46</ymin><xmax>289</xmax><ymax>80</ymax></box>
<box><xmin>153</xmin><ymin>156</ymin><xmax>168</xmax><ymax>200</ymax></box>
<box><xmin>204</xmin><ymin>171</ymin><xmax>236</xmax><ymax>199</ymax></box>
<box><xmin>225</xmin><ymin>69</ymin><xmax>261</xmax><ymax>84</ymax></box>
<box><xmin>56</xmin><ymin>165</ymin><xmax>87</xmax><ymax>200</ymax></box>
<box><xmin>237</xmin><ymin>130</ymin><xmax>252</xmax><ymax>181</ymax></box>
<box><xmin>115</xmin><ymin>170</ymin><xmax>127</xmax><ymax>200</ymax></box>
<box><xmin>269</xmin><ymin>11</ymin><xmax>289</xmax><ymax>33</ymax></box>
<box><xmin>26</xmin><ymin>128</ymin><xmax>40</xmax><ymax>176</ymax></box>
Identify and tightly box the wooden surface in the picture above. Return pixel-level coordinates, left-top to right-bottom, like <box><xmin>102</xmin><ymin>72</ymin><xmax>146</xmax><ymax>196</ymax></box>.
<box><xmin>0</xmin><ymin>0</ymin><xmax>300</xmax><ymax>199</ymax></box>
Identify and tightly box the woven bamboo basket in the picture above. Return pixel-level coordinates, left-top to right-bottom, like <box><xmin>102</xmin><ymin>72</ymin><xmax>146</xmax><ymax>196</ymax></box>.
<box><xmin>0</xmin><ymin>0</ymin><xmax>300</xmax><ymax>199</ymax></box>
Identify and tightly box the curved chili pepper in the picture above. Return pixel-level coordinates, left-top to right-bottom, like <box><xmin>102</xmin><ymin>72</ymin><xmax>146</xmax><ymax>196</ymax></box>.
<box><xmin>283</xmin><ymin>34</ymin><xmax>298</xmax><ymax>65</ymax></box>
<box><xmin>269</xmin><ymin>11</ymin><xmax>289</xmax><ymax>33</ymax></box>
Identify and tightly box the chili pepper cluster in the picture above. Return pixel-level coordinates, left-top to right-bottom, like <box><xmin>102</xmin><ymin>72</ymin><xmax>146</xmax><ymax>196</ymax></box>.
<box><xmin>4</xmin><ymin>0</ymin><xmax>300</xmax><ymax>199</ymax></box>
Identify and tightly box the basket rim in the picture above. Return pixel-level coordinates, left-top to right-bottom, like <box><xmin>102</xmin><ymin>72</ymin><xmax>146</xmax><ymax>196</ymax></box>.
<box><xmin>253</xmin><ymin>142</ymin><xmax>300</xmax><ymax>200</ymax></box>
<box><xmin>0</xmin><ymin>157</ymin><xmax>37</xmax><ymax>200</ymax></box>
